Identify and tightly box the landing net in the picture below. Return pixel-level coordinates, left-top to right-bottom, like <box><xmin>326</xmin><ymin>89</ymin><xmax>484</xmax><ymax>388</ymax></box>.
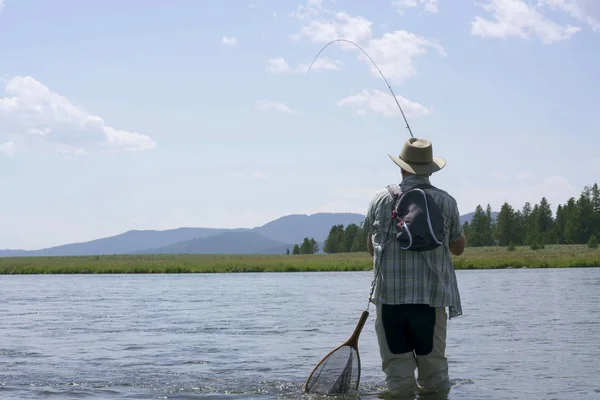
<box><xmin>304</xmin><ymin>344</ymin><xmax>360</xmax><ymax>395</ymax></box>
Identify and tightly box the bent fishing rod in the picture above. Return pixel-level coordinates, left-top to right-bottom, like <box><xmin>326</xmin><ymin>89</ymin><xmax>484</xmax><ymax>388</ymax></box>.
<box><xmin>306</xmin><ymin>38</ymin><xmax>414</xmax><ymax>138</ymax></box>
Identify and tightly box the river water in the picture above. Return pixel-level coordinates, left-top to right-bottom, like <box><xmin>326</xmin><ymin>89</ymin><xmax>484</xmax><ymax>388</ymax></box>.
<box><xmin>1</xmin><ymin>268</ymin><xmax>600</xmax><ymax>399</ymax></box>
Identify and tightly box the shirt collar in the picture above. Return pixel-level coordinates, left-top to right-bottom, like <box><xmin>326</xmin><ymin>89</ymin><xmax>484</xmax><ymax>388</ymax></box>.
<box><xmin>400</xmin><ymin>174</ymin><xmax>431</xmax><ymax>191</ymax></box>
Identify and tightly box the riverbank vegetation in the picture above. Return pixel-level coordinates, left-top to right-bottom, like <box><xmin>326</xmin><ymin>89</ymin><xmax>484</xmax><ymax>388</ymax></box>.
<box><xmin>0</xmin><ymin>244</ymin><xmax>598</xmax><ymax>274</ymax></box>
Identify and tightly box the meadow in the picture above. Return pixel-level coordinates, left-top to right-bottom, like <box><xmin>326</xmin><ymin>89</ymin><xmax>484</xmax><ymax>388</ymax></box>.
<box><xmin>0</xmin><ymin>244</ymin><xmax>599</xmax><ymax>274</ymax></box>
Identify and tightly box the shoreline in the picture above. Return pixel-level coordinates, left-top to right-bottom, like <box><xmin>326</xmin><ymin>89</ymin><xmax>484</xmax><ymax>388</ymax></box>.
<box><xmin>0</xmin><ymin>244</ymin><xmax>599</xmax><ymax>274</ymax></box>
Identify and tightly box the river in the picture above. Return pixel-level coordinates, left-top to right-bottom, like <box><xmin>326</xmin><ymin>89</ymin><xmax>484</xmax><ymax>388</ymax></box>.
<box><xmin>1</xmin><ymin>268</ymin><xmax>600</xmax><ymax>399</ymax></box>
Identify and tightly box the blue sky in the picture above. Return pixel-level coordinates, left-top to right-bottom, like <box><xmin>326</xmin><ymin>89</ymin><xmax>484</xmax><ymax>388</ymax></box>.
<box><xmin>1</xmin><ymin>0</ymin><xmax>599</xmax><ymax>249</ymax></box>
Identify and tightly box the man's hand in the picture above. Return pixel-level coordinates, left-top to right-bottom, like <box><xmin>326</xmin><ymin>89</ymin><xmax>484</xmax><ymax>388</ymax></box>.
<box><xmin>449</xmin><ymin>232</ymin><xmax>466</xmax><ymax>256</ymax></box>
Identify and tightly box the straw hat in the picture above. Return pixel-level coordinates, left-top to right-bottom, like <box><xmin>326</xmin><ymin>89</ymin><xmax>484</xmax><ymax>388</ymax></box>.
<box><xmin>388</xmin><ymin>138</ymin><xmax>446</xmax><ymax>175</ymax></box>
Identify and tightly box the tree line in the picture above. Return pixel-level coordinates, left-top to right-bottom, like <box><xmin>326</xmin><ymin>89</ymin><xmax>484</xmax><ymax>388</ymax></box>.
<box><xmin>313</xmin><ymin>182</ymin><xmax>600</xmax><ymax>254</ymax></box>
<box><xmin>464</xmin><ymin>183</ymin><xmax>600</xmax><ymax>249</ymax></box>
<box><xmin>287</xmin><ymin>238</ymin><xmax>319</xmax><ymax>255</ymax></box>
<box><xmin>286</xmin><ymin>223</ymin><xmax>369</xmax><ymax>255</ymax></box>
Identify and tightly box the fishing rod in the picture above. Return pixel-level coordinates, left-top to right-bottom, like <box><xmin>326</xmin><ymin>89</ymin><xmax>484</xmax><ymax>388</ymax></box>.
<box><xmin>306</xmin><ymin>38</ymin><xmax>414</xmax><ymax>138</ymax></box>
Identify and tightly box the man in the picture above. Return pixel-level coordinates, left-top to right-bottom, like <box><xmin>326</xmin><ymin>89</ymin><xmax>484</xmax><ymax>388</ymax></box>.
<box><xmin>363</xmin><ymin>137</ymin><xmax>465</xmax><ymax>394</ymax></box>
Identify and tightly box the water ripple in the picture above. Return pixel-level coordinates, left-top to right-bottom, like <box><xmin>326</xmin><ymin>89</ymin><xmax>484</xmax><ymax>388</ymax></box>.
<box><xmin>1</xmin><ymin>269</ymin><xmax>600</xmax><ymax>399</ymax></box>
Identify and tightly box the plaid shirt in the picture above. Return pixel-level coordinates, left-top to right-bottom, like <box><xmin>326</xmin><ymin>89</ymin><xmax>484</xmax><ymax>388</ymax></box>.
<box><xmin>363</xmin><ymin>175</ymin><xmax>464</xmax><ymax>319</ymax></box>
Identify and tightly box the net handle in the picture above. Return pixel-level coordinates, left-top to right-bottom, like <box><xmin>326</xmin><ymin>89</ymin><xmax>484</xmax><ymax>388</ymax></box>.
<box><xmin>346</xmin><ymin>310</ymin><xmax>369</xmax><ymax>349</ymax></box>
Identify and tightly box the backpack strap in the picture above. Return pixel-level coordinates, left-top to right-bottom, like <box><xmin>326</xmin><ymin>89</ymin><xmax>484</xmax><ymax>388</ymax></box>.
<box><xmin>386</xmin><ymin>184</ymin><xmax>402</xmax><ymax>199</ymax></box>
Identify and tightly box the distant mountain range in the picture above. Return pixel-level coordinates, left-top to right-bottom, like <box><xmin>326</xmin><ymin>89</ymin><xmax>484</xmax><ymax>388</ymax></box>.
<box><xmin>0</xmin><ymin>211</ymin><xmax>496</xmax><ymax>257</ymax></box>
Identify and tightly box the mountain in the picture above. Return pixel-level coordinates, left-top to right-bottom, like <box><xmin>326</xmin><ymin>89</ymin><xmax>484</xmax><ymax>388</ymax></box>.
<box><xmin>252</xmin><ymin>212</ymin><xmax>365</xmax><ymax>244</ymax></box>
<box><xmin>0</xmin><ymin>227</ymin><xmax>244</xmax><ymax>257</ymax></box>
<box><xmin>134</xmin><ymin>231</ymin><xmax>294</xmax><ymax>255</ymax></box>
<box><xmin>0</xmin><ymin>213</ymin><xmax>365</xmax><ymax>257</ymax></box>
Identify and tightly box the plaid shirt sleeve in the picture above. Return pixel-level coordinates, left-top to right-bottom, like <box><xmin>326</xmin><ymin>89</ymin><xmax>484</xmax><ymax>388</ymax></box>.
<box><xmin>447</xmin><ymin>197</ymin><xmax>463</xmax><ymax>243</ymax></box>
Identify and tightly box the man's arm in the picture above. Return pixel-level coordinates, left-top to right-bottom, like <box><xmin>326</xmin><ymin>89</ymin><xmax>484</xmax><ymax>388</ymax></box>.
<box><xmin>363</xmin><ymin>192</ymin><xmax>379</xmax><ymax>257</ymax></box>
<box><xmin>449</xmin><ymin>232</ymin><xmax>465</xmax><ymax>256</ymax></box>
<box><xmin>448</xmin><ymin>198</ymin><xmax>466</xmax><ymax>256</ymax></box>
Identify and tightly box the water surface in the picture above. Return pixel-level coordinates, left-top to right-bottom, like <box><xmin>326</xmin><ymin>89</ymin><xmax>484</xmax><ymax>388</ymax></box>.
<box><xmin>1</xmin><ymin>268</ymin><xmax>600</xmax><ymax>399</ymax></box>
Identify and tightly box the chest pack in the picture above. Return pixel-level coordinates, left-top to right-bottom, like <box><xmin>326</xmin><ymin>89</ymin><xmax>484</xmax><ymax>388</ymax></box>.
<box><xmin>386</xmin><ymin>183</ymin><xmax>445</xmax><ymax>252</ymax></box>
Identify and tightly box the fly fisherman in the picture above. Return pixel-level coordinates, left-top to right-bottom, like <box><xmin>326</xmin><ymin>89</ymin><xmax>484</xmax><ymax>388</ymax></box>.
<box><xmin>363</xmin><ymin>137</ymin><xmax>466</xmax><ymax>395</ymax></box>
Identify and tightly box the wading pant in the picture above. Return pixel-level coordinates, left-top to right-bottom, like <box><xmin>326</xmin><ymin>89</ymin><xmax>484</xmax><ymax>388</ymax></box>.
<box><xmin>375</xmin><ymin>302</ymin><xmax>449</xmax><ymax>393</ymax></box>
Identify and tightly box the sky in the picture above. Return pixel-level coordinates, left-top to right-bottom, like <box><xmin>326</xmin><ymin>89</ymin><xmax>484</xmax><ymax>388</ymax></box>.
<box><xmin>1</xmin><ymin>0</ymin><xmax>599</xmax><ymax>249</ymax></box>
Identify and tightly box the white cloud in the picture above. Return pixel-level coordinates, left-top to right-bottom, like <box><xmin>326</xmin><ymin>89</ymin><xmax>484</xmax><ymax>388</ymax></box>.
<box><xmin>0</xmin><ymin>0</ymin><xmax>4</xmax><ymax>14</ymax></box>
<box><xmin>471</xmin><ymin>0</ymin><xmax>581</xmax><ymax>44</ymax></box>
<box><xmin>337</xmin><ymin>89</ymin><xmax>432</xmax><ymax>118</ymax></box>
<box><xmin>221</xmin><ymin>36</ymin><xmax>238</xmax><ymax>46</ymax></box>
<box><xmin>290</xmin><ymin>3</ymin><xmax>445</xmax><ymax>84</ymax></box>
<box><xmin>255</xmin><ymin>100</ymin><xmax>298</xmax><ymax>114</ymax></box>
<box><xmin>266</xmin><ymin>58</ymin><xmax>292</xmax><ymax>73</ymax></box>
<box><xmin>0</xmin><ymin>140</ymin><xmax>16</xmax><ymax>155</ymax></box>
<box><xmin>0</xmin><ymin>76</ymin><xmax>156</xmax><ymax>154</ymax></box>
<box><xmin>292</xmin><ymin>11</ymin><xmax>374</xmax><ymax>44</ymax></box>
<box><xmin>266</xmin><ymin>56</ymin><xmax>342</xmax><ymax>74</ymax></box>
<box><xmin>541</xmin><ymin>0</ymin><xmax>600</xmax><ymax>32</ymax></box>
<box><xmin>393</xmin><ymin>0</ymin><xmax>439</xmax><ymax>14</ymax></box>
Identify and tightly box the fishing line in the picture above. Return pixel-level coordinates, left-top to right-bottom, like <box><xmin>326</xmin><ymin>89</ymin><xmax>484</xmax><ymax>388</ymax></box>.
<box><xmin>306</xmin><ymin>38</ymin><xmax>414</xmax><ymax>138</ymax></box>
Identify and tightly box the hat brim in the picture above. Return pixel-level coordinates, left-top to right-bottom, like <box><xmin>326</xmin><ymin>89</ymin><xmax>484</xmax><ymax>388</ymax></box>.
<box><xmin>388</xmin><ymin>154</ymin><xmax>446</xmax><ymax>175</ymax></box>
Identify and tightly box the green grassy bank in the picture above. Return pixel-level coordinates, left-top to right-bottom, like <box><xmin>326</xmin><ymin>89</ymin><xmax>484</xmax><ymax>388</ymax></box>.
<box><xmin>0</xmin><ymin>244</ymin><xmax>599</xmax><ymax>274</ymax></box>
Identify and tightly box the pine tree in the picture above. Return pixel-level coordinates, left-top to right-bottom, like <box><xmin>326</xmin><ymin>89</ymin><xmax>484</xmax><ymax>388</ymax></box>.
<box><xmin>466</xmin><ymin>205</ymin><xmax>487</xmax><ymax>247</ymax></box>
<box><xmin>537</xmin><ymin>197</ymin><xmax>555</xmax><ymax>244</ymax></box>
<box><xmin>350</xmin><ymin>222</ymin><xmax>368</xmax><ymax>252</ymax></box>
<box><xmin>324</xmin><ymin>224</ymin><xmax>345</xmax><ymax>253</ymax></box>
<box><xmin>300</xmin><ymin>237</ymin><xmax>313</xmax><ymax>254</ymax></box>
<box><xmin>342</xmin><ymin>224</ymin><xmax>360</xmax><ymax>253</ymax></box>
<box><xmin>292</xmin><ymin>244</ymin><xmax>300</xmax><ymax>255</ymax></box>
<box><xmin>496</xmin><ymin>202</ymin><xmax>516</xmax><ymax>246</ymax></box>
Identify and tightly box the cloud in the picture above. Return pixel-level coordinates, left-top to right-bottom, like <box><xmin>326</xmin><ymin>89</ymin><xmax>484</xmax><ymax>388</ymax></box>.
<box><xmin>289</xmin><ymin>2</ymin><xmax>445</xmax><ymax>84</ymax></box>
<box><xmin>337</xmin><ymin>89</ymin><xmax>432</xmax><ymax>118</ymax></box>
<box><xmin>0</xmin><ymin>0</ymin><xmax>4</xmax><ymax>14</ymax></box>
<box><xmin>0</xmin><ymin>76</ymin><xmax>156</xmax><ymax>154</ymax></box>
<box><xmin>541</xmin><ymin>0</ymin><xmax>600</xmax><ymax>32</ymax></box>
<box><xmin>221</xmin><ymin>36</ymin><xmax>238</xmax><ymax>46</ymax></box>
<box><xmin>471</xmin><ymin>0</ymin><xmax>581</xmax><ymax>44</ymax></box>
<box><xmin>266</xmin><ymin>57</ymin><xmax>342</xmax><ymax>74</ymax></box>
<box><xmin>266</xmin><ymin>58</ymin><xmax>292</xmax><ymax>73</ymax></box>
<box><xmin>0</xmin><ymin>140</ymin><xmax>16</xmax><ymax>155</ymax></box>
<box><xmin>255</xmin><ymin>100</ymin><xmax>298</xmax><ymax>114</ymax></box>
<box><xmin>393</xmin><ymin>0</ymin><xmax>439</xmax><ymax>14</ymax></box>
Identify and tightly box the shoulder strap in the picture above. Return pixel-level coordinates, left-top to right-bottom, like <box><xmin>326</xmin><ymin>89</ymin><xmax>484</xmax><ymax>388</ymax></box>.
<box><xmin>386</xmin><ymin>184</ymin><xmax>401</xmax><ymax>197</ymax></box>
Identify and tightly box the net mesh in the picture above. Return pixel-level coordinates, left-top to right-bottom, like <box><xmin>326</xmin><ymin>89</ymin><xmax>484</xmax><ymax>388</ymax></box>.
<box><xmin>305</xmin><ymin>345</ymin><xmax>360</xmax><ymax>395</ymax></box>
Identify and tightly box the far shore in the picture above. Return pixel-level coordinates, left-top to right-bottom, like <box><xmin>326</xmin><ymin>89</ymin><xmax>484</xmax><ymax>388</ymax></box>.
<box><xmin>0</xmin><ymin>244</ymin><xmax>598</xmax><ymax>274</ymax></box>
